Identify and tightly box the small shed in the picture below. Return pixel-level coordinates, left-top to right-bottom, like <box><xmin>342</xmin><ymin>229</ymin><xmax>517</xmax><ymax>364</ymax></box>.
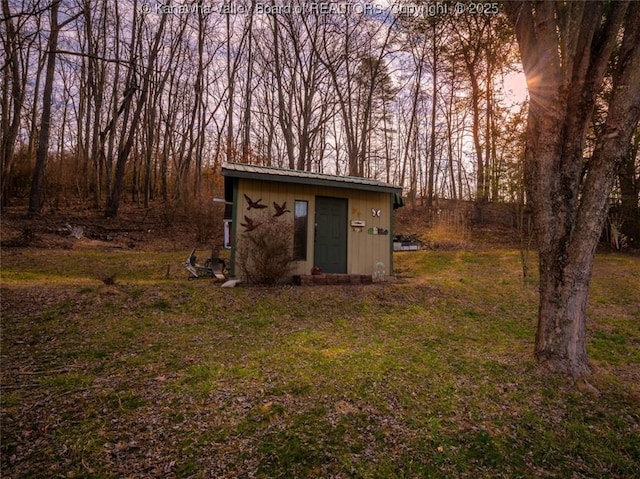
<box><xmin>222</xmin><ymin>162</ymin><xmax>404</xmax><ymax>281</ymax></box>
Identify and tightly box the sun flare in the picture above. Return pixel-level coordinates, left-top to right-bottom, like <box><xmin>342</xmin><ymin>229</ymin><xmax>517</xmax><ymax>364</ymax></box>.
<box><xmin>504</xmin><ymin>70</ymin><xmax>530</xmax><ymax>104</ymax></box>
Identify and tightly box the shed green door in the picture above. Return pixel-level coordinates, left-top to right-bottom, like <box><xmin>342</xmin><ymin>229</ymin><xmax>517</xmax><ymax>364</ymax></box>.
<box><xmin>314</xmin><ymin>196</ymin><xmax>347</xmax><ymax>274</ymax></box>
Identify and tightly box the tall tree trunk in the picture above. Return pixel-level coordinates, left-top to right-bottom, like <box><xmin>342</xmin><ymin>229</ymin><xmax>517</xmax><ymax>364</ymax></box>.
<box><xmin>105</xmin><ymin>8</ymin><xmax>167</xmax><ymax>218</ymax></box>
<box><xmin>241</xmin><ymin>1</ymin><xmax>256</xmax><ymax>163</ymax></box>
<box><xmin>1</xmin><ymin>0</ymin><xmax>27</xmax><ymax>207</ymax></box>
<box><xmin>485</xmin><ymin>49</ymin><xmax>494</xmax><ymax>201</ymax></box>
<box><xmin>27</xmin><ymin>43</ymin><xmax>46</xmax><ymax>157</ymax></box>
<box><xmin>271</xmin><ymin>16</ymin><xmax>296</xmax><ymax>169</ymax></box>
<box><xmin>84</xmin><ymin>0</ymin><xmax>108</xmax><ymax>204</ymax></box>
<box><xmin>506</xmin><ymin>1</ymin><xmax>640</xmax><ymax>376</ymax></box>
<box><xmin>469</xmin><ymin>74</ymin><xmax>484</xmax><ymax>204</ymax></box>
<box><xmin>454</xmin><ymin>15</ymin><xmax>487</xmax><ymax>204</ymax></box>
<box><xmin>226</xmin><ymin>12</ymin><xmax>235</xmax><ymax>164</ymax></box>
<box><xmin>28</xmin><ymin>1</ymin><xmax>60</xmax><ymax>216</ymax></box>
<box><xmin>427</xmin><ymin>23</ymin><xmax>437</xmax><ymax>207</ymax></box>
<box><xmin>445</xmin><ymin>62</ymin><xmax>457</xmax><ymax>201</ymax></box>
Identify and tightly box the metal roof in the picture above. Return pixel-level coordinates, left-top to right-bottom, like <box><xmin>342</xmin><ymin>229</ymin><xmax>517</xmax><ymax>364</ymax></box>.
<box><xmin>222</xmin><ymin>162</ymin><xmax>403</xmax><ymax>194</ymax></box>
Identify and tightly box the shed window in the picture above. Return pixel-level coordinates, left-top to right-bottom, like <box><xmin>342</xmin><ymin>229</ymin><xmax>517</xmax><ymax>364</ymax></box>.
<box><xmin>293</xmin><ymin>200</ymin><xmax>308</xmax><ymax>260</ymax></box>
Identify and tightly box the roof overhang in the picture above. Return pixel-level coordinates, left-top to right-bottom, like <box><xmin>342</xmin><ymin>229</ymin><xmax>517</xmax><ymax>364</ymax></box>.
<box><xmin>222</xmin><ymin>162</ymin><xmax>403</xmax><ymax>196</ymax></box>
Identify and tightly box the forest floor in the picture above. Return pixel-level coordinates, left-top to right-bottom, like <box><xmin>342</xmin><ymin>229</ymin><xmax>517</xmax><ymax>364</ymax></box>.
<box><xmin>1</xmin><ymin>201</ymin><xmax>639</xmax><ymax>478</ymax></box>
<box><xmin>0</xmin><ymin>198</ymin><xmax>529</xmax><ymax>253</ymax></box>
<box><xmin>0</xmin><ymin>200</ymin><xmax>223</xmax><ymax>253</ymax></box>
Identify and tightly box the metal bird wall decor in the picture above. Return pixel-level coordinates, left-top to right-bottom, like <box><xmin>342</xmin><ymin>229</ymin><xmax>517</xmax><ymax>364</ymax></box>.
<box><xmin>273</xmin><ymin>201</ymin><xmax>290</xmax><ymax>217</ymax></box>
<box><xmin>241</xmin><ymin>215</ymin><xmax>262</xmax><ymax>232</ymax></box>
<box><xmin>244</xmin><ymin>194</ymin><xmax>268</xmax><ymax>210</ymax></box>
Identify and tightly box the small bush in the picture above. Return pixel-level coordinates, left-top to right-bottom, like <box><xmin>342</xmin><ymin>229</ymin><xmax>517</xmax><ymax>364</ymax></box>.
<box><xmin>237</xmin><ymin>215</ymin><xmax>293</xmax><ymax>284</ymax></box>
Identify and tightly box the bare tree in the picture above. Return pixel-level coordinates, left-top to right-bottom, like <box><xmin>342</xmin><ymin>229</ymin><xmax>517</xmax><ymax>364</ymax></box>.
<box><xmin>397</xmin><ymin>29</ymin><xmax>428</xmax><ymax>204</ymax></box>
<box><xmin>224</xmin><ymin>7</ymin><xmax>254</xmax><ymax>165</ymax></box>
<box><xmin>316</xmin><ymin>11</ymin><xmax>396</xmax><ymax>177</ymax></box>
<box><xmin>28</xmin><ymin>1</ymin><xmax>80</xmax><ymax>216</ymax></box>
<box><xmin>270</xmin><ymin>11</ymin><xmax>297</xmax><ymax>169</ymax></box>
<box><xmin>105</xmin><ymin>4</ymin><xmax>168</xmax><ymax>218</ymax></box>
<box><xmin>1</xmin><ymin>0</ymin><xmax>46</xmax><ymax>207</ymax></box>
<box><xmin>426</xmin><ymin>20</ymin><xmax>440</xmax><ymax>206</ymax></box>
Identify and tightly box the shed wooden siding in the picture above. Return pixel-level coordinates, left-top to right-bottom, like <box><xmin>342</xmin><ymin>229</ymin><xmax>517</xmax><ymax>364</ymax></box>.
<box><xmin>235</xmin><ymin>178</ymin><xmax>394</xmax><ymax>277</ymax></box>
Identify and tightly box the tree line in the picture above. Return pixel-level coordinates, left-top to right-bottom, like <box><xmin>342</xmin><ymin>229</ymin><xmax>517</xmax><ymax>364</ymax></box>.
<box><xmin>1</xmin><ymin>1</ymin><xmax>531</xmax><ymax>214</ymax></box>
<box><xmin>1</xmin><ymin>1</ymin><xmax>638</xmax><ymax>226</ymax></box>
